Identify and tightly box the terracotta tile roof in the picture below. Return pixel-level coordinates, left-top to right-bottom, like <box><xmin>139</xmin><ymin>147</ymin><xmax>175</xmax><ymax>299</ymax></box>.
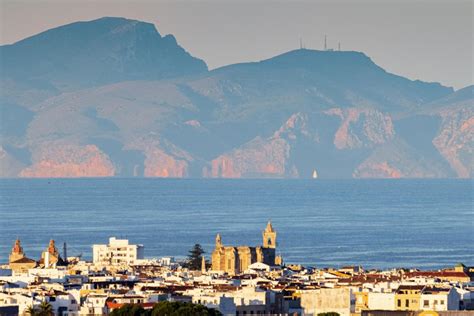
<box><xmin>396</xmin><ymin>285</ymin><xmax>425</xmax><ymax>293</ymax></box>
<box><xmin>106</xmin><ymin>302</ymin><xmax>155</xmax><ymax>309</ymax></box>
<box><xmin>406</xmin><ymin>271</ymin><xmax>470</xmax><ymax>279</ymax></box>
<box><xmin>10</xmin><ymin>257</ymin><xmax>36</xmax><ymax>264</ymax></box>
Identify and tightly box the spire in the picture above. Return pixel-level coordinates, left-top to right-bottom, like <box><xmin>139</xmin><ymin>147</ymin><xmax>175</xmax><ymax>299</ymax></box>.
<box><xmin>265</xmin><ymin>220</ymin><xmax>274</xmax><ymax>232</ymax></box>
<box><xmin>215</xmin><ymin>234</ymin><xmax>222</xmax><ymax>248</ymax></box>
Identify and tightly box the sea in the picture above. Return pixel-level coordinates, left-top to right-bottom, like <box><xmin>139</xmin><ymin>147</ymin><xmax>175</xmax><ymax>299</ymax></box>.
<box><xmin>0</xmin><ymin>179</ymin><xmax>472</xmax><ymax>269</ymax></box>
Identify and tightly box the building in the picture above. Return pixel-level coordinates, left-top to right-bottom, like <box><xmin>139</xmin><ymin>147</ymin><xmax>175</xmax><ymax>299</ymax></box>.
<box><xmin>367</xmin><ymin>292</ymin><xmax>396</xmax><ymax>311</ymax></box>
<box><xmin>395</xmin><ymin>285</ymin><xmax>424</xmax><ymax>311</ymax></box>
<box><xmin>211</xmin><ymin>221</ymin><xmax>282</xmax><ymax>275</ymax></box>
<box><xmin>93</xmin><ymin>237</ymin><xmax>144</xmax><ymax>266</ymax></box>
<box><xmin>300</xmin><ymin>287</ymin><xmax>353</xmax><ymax>316</ymax></box>
<box><xmin>40</xmin><ymin>240</ymin><xmax>64</xmax><ymax>268</ymax></box>
<box><xmin>354</xmin><ymin>291</ymin><xmax>369</xmax><ymax>313</ymax></box>
<box><xmin>8</xmin><ymin>240</ymin><xmax>36</xmax><ymax>273</ymax></box>
<box><xmin>405</xmin><ymin>271</ymin><xmax>471</xmax><ymax>283</ymax></box>
<box><xmin>420</xmin><ymin>286</ymin><xmax>460</xmax><ymax>311</ymax></box>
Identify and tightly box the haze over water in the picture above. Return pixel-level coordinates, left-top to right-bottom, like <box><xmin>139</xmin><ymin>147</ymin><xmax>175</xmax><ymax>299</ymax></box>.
<box><xmin>0</xmin><ymin>179</ymin><xmax>472</xmax><ymax>269</ymax></box>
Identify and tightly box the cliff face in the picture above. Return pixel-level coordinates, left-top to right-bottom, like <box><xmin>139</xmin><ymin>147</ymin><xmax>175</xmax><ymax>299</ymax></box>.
<box><xmin>205</xmin><ymin>138</ymin><xmax>293</xmax><ymax>178</ymax></box>
<box><xmin>19</xmin><ymin>143</ymin><xmax>115</xmax><ymax>178</ymax></box>
<box><xmin>0</xmin><ymin>18</ymin><xmax>472</xmax><ymax>179</ymax></box>
<box><xmin>125</xmin><ymin>137</ymin><xmax>193</xmax><ymax>178</ymax></box>
<box><xmin>325</xmin><ymin>108</ymin><xmax>395</xmax><ymax>150</ymax></box>
<box><xmin>204</xmin><ymin>113</ymin><xmax>319</xmax><ymax>178</ymax></box>
<box><xmin>353</xmin><ymin>140</ymin><xmax>450</xmax><ymax>178</ymax></box>
<box><xmin>431</xmin><ymin>89</ymin><xmax>474</xmax><ymax>178</ymax></box>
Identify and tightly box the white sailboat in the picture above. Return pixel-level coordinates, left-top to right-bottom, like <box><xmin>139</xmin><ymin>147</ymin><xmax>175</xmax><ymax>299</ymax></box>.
<box><xmin>312</xmin><ymin>169</ymin><xmax>318</xmax><ymax>179</ymax></box>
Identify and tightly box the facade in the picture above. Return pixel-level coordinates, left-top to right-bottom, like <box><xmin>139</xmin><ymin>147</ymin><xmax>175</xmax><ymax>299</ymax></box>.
<box><xmin>211</xmin><ymin>221</ymin><xmax>281</xmax><ymax>275</ymax></box>
<box><xmin>420</xmin><ymin>287</ymin><xmax>460</xmax><ymax>311</ymax></box>
<box><xmin>395</xmin><ymin>285</ymin><xmax>424</xmax><ymax>311</ymax></box>
<box><xmin>8</xmin><ymin>239</ymin><xmax>36</xmax><ymax>273</ymax></box>
<box><xmin>93</xmin><ymin>237</ymin><xmax>144</xmax><ymax>266</ymax></box>
<box><xmin>367</xmin><ymin>292</ymin><xmax>396</xmax><ymax>310</ymax></box>
<box><xmin>300</xmin><ymin>287</ymin><xmax>353</xmax><ymax>316</ymax></box>
<box><xmin>355</xmin><ymin>291</ymin><xmax>369</xmax><ymax>313</ymax></box>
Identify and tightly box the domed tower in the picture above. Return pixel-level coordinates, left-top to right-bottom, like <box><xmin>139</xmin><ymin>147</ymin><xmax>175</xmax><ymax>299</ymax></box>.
<box><xmin>9</xmin><ymin>239</ymin><xmax>25</xmax><ymax>263</ymax></box>
<box><xmin>41</xmin><ymin>239</ymin><xmax>60</xmax><ymax>267</ymax></box>
<box><xmin>262</xmin><ymin>221</ymin><xmax>276</xmax><ymax>249</ymax></box>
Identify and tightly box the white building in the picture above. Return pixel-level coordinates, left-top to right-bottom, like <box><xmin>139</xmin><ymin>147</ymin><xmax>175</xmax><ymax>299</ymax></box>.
<box><xmin>367</xmin><ymin>292</ymin><xmax>395</xmax><ymax>310</ymax></box>
<box><xmin>420</xmin><ymin>287</ymin><xmax>460</xmax><ymax>311</ymax></box>
<box><xmin>92</xmin><ymin>237</ymin><xmax>144</xmax><ymax>266</ymax></box>
<box><xmin>185</xmin><ymin>288</ymin><xmax>236</xmax><ymax>315</ymax></box>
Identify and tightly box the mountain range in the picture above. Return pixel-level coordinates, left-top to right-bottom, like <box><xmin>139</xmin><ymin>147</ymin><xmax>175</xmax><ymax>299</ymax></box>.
<box><xmin>0</xmin><ymin>17</ymin><xmax>472</xmax><ymax>178</ymax></box>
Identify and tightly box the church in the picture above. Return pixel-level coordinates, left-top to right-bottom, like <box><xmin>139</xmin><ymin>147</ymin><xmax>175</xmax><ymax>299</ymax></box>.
<box><xmin>8</xmin><ymin>239</ymin><xmax>36</xmax><ymax>273</ymax></box>
<box><xmin>211</xmin><ymin>221</ymin><xmax>282</xmax><ymax>275</ymax></box>
<box><xmin>8</xmin><ymin>239</ymin><xmax>65</xmax><ymax>273</ymax></box>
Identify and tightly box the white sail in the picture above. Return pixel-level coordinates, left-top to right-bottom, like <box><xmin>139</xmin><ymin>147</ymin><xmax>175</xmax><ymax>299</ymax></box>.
<box><xmin>312</xmin><ymin>169</ymin><xmax>318</xmax><ymax>179</ymax></box>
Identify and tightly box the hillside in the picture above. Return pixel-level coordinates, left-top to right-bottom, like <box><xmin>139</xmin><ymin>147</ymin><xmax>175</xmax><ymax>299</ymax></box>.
<box><xmin>0</xmin><ymin>17</ymin><xmax>472</xmax><ymax>178</ymax></box>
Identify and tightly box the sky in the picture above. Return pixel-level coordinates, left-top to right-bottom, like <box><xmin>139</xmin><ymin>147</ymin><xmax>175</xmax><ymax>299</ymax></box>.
<box><xmin>1</xmin><ymin>0</ymin><xmax>472</xmax><ymax>89</ymax></box>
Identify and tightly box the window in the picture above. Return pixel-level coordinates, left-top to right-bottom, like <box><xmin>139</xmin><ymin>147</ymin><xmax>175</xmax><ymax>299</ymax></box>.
<box><xmin>434</xmin><ymin>300</ymin><xmax>438</xmax><ymax>305</ymax></box>
<box><xmin>424</xmin><ymin>300</ymin><xmax>429</xmax><ymax>307</ymax></box>
<box><xmin>405</xmin><ymin>299</ymin><xmax>409</xmax><ymax>307</ymax></box>
<box><xmin>440</xmin><ymin>300</ymin><xmax>445</xmax><ymax>305</ymax></box>
<box><xmin>397</xmin><ymin>299</ymin><xmax>401</xmax><ymax>307</ymax></box>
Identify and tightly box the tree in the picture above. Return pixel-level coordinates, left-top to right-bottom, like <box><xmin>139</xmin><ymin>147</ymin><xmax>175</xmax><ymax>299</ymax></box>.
<box><xmin>110</xmin><ymin>303</ymin><xmax>145</xmax><ymax>316</ymax></box>
<box><xmin>185</xmin><ymin>243</ymin><xmax>205</xmax><ymax>271</ymax></box>
<box><xmin>24</xmin><ymin>305</ymin><xmax>38</xmax><ymax>316</ymax></box>
<box><xmin>151</xmin><ymin>301</ymin><xmax>221</xmax><ymax>316</ymax></box>
<box><xmin>109</xmin><ymin>301</ymin><xmax>222</xmax><ymax>316</ymax></box>
<box><xmin>38</xmin><ymin>301</ymin><xmax>53</xmax><ymax>316</ymax></box>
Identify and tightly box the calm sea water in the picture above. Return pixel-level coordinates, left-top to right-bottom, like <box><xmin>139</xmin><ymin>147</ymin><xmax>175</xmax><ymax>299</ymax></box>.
<box><xmin>0</xmin><ymin>179</ymin><xmax>472</xmax><ymax>269</ymax></box>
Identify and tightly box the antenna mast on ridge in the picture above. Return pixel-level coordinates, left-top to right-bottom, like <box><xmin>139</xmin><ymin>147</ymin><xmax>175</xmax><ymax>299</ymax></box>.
<box><xmin>324</xmin><ymin>35</ymin><xmax>327</xmax><ymax>51</ymax></box>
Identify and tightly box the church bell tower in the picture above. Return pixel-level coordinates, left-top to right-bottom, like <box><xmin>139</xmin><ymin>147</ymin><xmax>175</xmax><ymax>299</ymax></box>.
<box><xmin>262</xmin><ymin>221</ymin><xmax>276</xmax><ymax>249</ymax></box>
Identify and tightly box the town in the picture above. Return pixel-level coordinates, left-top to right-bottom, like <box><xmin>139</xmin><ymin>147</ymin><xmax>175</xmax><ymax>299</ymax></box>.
<box><xmin>1</xmin><ymin>222</ymin><xmax>473</xmax><ymax>316</ymax></box>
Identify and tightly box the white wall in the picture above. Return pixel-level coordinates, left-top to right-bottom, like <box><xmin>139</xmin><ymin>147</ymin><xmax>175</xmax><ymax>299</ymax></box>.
<box><xmin>367</xmin><ymin>292</ymin><xmax>395</xmax><ymax>310</ymax></box>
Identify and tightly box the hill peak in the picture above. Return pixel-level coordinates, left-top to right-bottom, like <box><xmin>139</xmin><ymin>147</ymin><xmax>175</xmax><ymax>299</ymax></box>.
<box><xmin>1</xmin><ymin>17</ymin><xmax>208</xmax><ymax>91</ymax></box>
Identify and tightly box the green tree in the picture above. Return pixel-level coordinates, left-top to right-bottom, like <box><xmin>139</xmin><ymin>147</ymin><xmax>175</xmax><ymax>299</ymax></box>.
<box><xmin>185</xmin><ymin>243</ymin><xmax>205</xmax><ymax>271</ymax></box>
<box><xmin>109</xmin><ymin>301</ymin><xmax>222</xmax><ymax>316</ymax></box>
<box><xmin>110</xmin><ymin>304</ymin><xmax>146</xmax><ymax>316</ymax></box>
<box><xmin>37</xmin><ymin>301</ymin><xmax>53</xmax><ymax>316</ymax></box>
<box><xmin>151</xmin><ymin>301</ymin><xmax>221</xmax><ymax>316</ymax></box>
<box><xmin>24</xmin><ymin>305</ymin><xmax>38</xmax><ymax>316</ymax></box>
<box><xmin>110</xmin><ymin>304</ymin><xmax>147</xmax><ymax>316</ymax></box>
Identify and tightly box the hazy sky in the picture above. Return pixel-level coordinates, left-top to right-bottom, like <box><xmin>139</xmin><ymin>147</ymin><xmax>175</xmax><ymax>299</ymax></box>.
<box><xmin>1</xmin><ymin>0</ymin><xmax>472</xmax><ymax>89</ymax></box>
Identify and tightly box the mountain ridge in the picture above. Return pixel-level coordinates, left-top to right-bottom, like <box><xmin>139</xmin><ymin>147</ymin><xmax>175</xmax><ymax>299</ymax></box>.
<box><xmin>0</xmin><ymin>17</ymin><xmax>472</xmax><ymax>178</ymax></box>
